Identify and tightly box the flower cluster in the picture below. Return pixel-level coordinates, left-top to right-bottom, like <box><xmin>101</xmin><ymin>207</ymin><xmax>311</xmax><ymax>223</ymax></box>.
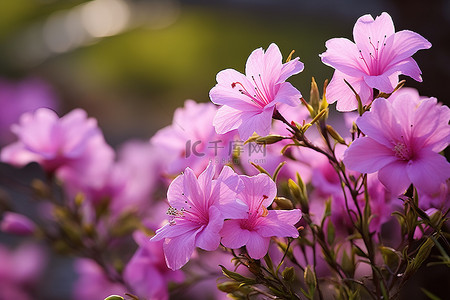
<box><xmin>0</xmin><ymin>11</ymin><xmax>448</xmax><ymax>300</ymax></box>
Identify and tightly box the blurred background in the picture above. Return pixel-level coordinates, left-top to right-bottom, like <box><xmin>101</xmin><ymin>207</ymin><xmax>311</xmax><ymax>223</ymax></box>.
<box><xmin>0</xmin><ymin>0</ymin><xmax>449</xmax><ymax>299</ymax></box>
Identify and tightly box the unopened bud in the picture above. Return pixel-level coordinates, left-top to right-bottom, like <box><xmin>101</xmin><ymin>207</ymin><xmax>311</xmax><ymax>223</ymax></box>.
<box><xmin>326</xmin><ymin>125</ymin><xmax>346</xmax><ymax>145</ymax></box>
<box><xmin>217</xmin><ymin>281</ymin><xmax>241</xmax><ymax>293</ymax></box>
<box><xmin>255</xmin><ymin>135</ymin><xmax>284</xmax><ymax>145</ymax></box>
<box><xmin>282</xmin><ymin>266</ymin><xmax>295</xmax><ymax>282</ymax></box>
<box><xmin>104</xmin><ymin>296</ymin><xmax>124</xmax><ymax>300</ymax></box>
<box><xmin>274</xmin><ymin>197</ymin><xmax>294</xmax><ymax>210</ymax></box>
<box><xmin>304</xmin><ymin>265</ymin><xmax>317</xmax><ymax>290</ymax></box>
<box><xmin>0</xmin><ymin>212</ymin><xmax>36</xmax><ymax>236</ymax></box>
<box><xmin>310</xmin><ymin>77</ymin><xmax>320</xmax><ymax>113</ymax></box>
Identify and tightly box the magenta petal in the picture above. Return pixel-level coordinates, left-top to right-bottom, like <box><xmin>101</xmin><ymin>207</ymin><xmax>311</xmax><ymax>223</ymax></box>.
<box><xmin>343</xmin><ymin>137</ymin><xmax>397</xmax><ymax>173</ymax></box>
<box><xmin>237</xmin><ymin>107</ymin><xmax>274</xmax><ymax>140</ymax></box>
<box><xmin>407</xmin><ymin>150</ymin><xmax>450</xmax><ymax>195</ymax></box>
<box><xmin>320</xmin><ymin>38</ymin><xmax>366</xmax><ymax>77</ymax></box>
<box><xmin>163</xmin><ymin>226</ymin><xmax>202</xmax><ymax>270</ymax></box>
<box><xmin>213</xmin><ymin>105</ymin><xmax>245</xmax><ymax>135</ymax></box>
<box><xmin>272</xmin><ymin>82</ymin><xmax>301</xmax><ymax>107</ymax></box>
<box><xmin>364</xmin><ymin>71</ymin><xmax>399</xmax><ymax>93</ymax></box>
<box><xmin>378</xmin><ymin>161</ymin><xmax>411</xmax><ymax>196</ymax></box>
<box><xmin>210</xmin><ymin>69</ymin><xmax>259</xmax><ymax>109</ymax></box>
<box><xmin>356</xmin><ymin>98</ymin><xmax>401</xmax><ymax>147</ymax></box>
<box><xmin>239</xmin><ymin>173</ymin><xmax>277</xmax><ymax>208</ymax></box>
<box><xmin>388</xmin><ymin>57</ymin><xmax>422</xmax><ymax>82</ymax></box>
<box><xmin>256</xmin><ymin>210</ymin><xmax>301</xmax><ymax>238</ymax></box>
<box><xmin>246</xmin><ymin>232</ymin><xmax>270</xmax><ymax>259</ymax></box>
<box><xmin>279</xmin><ymin>57</ymin><xmax>304</xmax><ymax>83</ymax></box>
<box><xmin>353</xmin><ymin>13</ymin><xmax>395</xmax><ymax>58</ymax></box>
<box><xmin>197</xmin><ymin>162</ymin><xmax>215</xmax><ymax>198</ymax></box>
<box><xmin>151</xmin><ymin>220</ymin><xmax>200</xmax><ymax>240</ymax></box>
<box><xmin>220</xmin><ymin>219</ymin><xmax>249</xmax><ymax>249</ymax></box>
<box><xmin>195</xmin><ymin>206</ymin><xmax>223</xmax><ymax>251</ymax></box>
<box><xmin>167</xmin><ymin>171</ymin><xmax>187</xmax><ymax>209</ymax></box>
<box><xmin>325</xmin><ymin>70</ymin><xmax>372</xmax><ymax>111</ymax></box>
<box><xmin>385</xmin><ymin>30</ymin><xmax>432</xmax><ymax>67</ymax></box>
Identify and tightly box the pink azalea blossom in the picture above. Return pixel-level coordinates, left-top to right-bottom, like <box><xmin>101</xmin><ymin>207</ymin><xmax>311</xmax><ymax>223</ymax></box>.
<box><xmin>1</xmin><ymin>108</ymin><xmax>114</xmax><ymax>182</ymax></box>
<box><xmin>220</xmin><ymin>173</ymin><xmax>301</xmax><ymax>259</ymax></box>
<box><xmin>343</xmin><ymin>89</ymin><xmax>450</xmax><ymax>196</ymax></box>
<box><xmin>210</xmin><ymin>43</ymin><xmax>304</xmax><ymax>139</ymax></box>
<box><xmin>0</xmin><ymin>243</ymin><xmax>47</xmax><ymax>300</ymax></box>
<box><xmin>73</xmin><ymin>259</ymin><xmax>125</xmax><ymax>300</ymax></box>
<box><xmin>151</xmin><ymin>100</ymin><xmax>236</xmax><ymax>176</ymax></box>
<box><xmin>0</xmin><ymin>77</ymin><xmax>59</xmax><ymax>146</ymax></box>
<box><xmin>151</xmin><ymin>163</ymin><xmax>247</xmax><ymax>270</ymax></box>
<box><xmin>123</xmin><ymin>231</ymin><xmax>184</xmax><ymax>300</ymax></box>
<box><xmin>320</xmin><ymin>12</ymin><xmax>431</xmax><ymax>111</ymax></box>
<box><xmin>0</xmin><ymin>212</ymin><xmax>36</xmax><ymax>236</ymax></box>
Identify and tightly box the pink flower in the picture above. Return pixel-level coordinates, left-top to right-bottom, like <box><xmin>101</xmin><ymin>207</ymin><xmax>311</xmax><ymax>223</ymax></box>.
<box><xmin>210</xmin><ymin>43</ymin><xmax>304</xmax><ymax>139</ymax></box>
<box><xmin>151</xmin><ymin>100</ymin><xmax>236</xmax><ymax>176</ymax></box>
<box><xmin>320</xmin><ymin>12</ymin><xmax>431</xmax><ymax>111</ymax></box>
<box><xmin>0</xmin><ymin>243</ymin><xmax>47</xmax><ymax>300</ymax></box>
<box><xmin>123</xmin><ymin>231</ymin><xmax>184</xmax><ymax>300</ymax></box>
<box><xmin>0</xmin><ymin>212</ymin><xmax>36</xmax><ymax>236</ymax></box>
<box><xmin>73</xmin><ymin>259</ymin><xmax>125</xmax><ymax>300</ymax></box>
<box><xmin>343</xmin><ymin>88</ymin><xmax>450</xmax><ymax>196</ymax></box>
<box><xmin>220</xmin><ymin>173</ymin><xmax>301</xmax><ymax>259</ymax></box>
<box><xmin>1</xmin><ymin>108</ymin><xmax>114</xmax><ymax>181</ymax></box>
<box><xmin>151</xmin><ymin>163</ymin><xmax>247</xmax><ymax>270</ymax></box>
<box><xmin>0</xmin><ymin>77</ymin><xmax>59</xmax><ymax>146</ymax></box>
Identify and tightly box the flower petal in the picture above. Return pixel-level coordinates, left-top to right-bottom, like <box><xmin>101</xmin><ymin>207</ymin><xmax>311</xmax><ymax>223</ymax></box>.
<box><xmin>220</xmin><ymin>219</ymin><xmax>249</xmax><ymax>249</ymax></box>
<box><xmin>279</xmin><ymin>57</ymin><xmax>304</xmax><ymax>83</ymax></box>
<box><xmin>378</xmin><ymin>161</ymin><xmax>411</xmax><ymax>196</ymax></box>
<box><xmin>407</xmin><ymin>150</ymin><xmax>450</xmax><ymax>195</ymax></box>
<box><xmin>256</xmin><ymin>209</ymin><xmax>301</xmax><ymax>238</ymax></box>
<box><xmin>356</xmin><ymin>98</ymin><xmax>401</xmax><ymax>147</ymax></box>
<box><xmin>320</xmin><ymin>38</ymin><xmax>367</xmax><ymax>77</ymax></box>
<box><xmin>237</xmin><ymin>106</ymin><xmax>274</xmax><ymax>140</ymax></box>
<box><xmin>210</xmin><ymin>69</ymin><xmax>260</xmax><ymax>110</ymax></box>
<box><xmin>353</xmin><ymin>12</ymin><xmax>395</xmax><ymax>62</ymax></box>
<box><xmin>163</xmin><ymin>227</ymin><xmax>202</xmax><ymax>270</ymax></box>
<box><xmin>325</xmin><ymin>70</ymin><xmax>372</xmax><ymax>111</ymax></box>
<box><xmin>195</xmin><ymin>206</ymin><xmax>224</xmax><ymax>251</ymax></box>
<box><xmin>383</xmin><ymin>30</ymin><xmax>431</xmax><ymax>68</ymax></box>
<box><xmin>273</xmin><ymin>82</ymin><xmax>302</xmax><ymax>107</ymax></box>
<box><xmin>343</xmin><ymin>137</ymin><xmax>397</xmax><ymax>173</ymax></box>
<box><xmin>245</xmin><ymin>232</ymin><xmax>270</xmax><ymax>259</ymax></box>
<box><xmin>364</xmin><ymin>71</ymin><xmax>399</xmax><ymax>93</ymax></box>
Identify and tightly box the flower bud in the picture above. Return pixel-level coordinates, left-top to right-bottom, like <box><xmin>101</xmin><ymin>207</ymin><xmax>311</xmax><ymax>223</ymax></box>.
<box><xmin>217</xmin><ymin>281</ymin><xmax>241</xmax><ymax>293</ymax></box>
<box><xmin>255</xmin><ymin>135</ymin><xmax>284</xmax><ymax>145</ymax></box>
<box><xmin>310</xmin><ymin>77</ymin><xmax>320</xmax><ymax>113</ymax></box>
<box><xmin>0</xmin><ymin>212</ymin><xmax>36</xmax><ymax>236</ymax></box>
<box><xmin>274</xmin><ymin>197</ymin><xmax>294</xmax><ymax>210</ymax></box>
<box><xmin>326</xmin><ymin>125</ymin><xmax>346</xmax><ymax>145</ymax></box>
<box><xmin>304</xmin><ymin>265</ymin><xmax>317</xmax><ymax>290</ymax></box>
<box><xmin>282</xmin><ymin>266</ymin><xmax>295</xmax><ymax>282</ymax></box>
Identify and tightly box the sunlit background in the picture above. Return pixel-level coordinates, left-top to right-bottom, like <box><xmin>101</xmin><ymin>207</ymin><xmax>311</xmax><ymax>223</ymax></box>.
<box><xmin>0</xmin><ymin>0</ymin><xmax>449</xmax><ymax>299</ymax></box>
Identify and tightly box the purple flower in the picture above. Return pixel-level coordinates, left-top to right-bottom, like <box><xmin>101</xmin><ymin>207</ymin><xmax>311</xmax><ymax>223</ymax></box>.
<box><xmin>73</xmin><ymin>259</ymin><xmax>125</xmax><ymax>300</ymax></box>
<box><xmin>1</xmin><ymin>108</ymin><xmax>114</xmax><ymax>182</ymax></box>
<box><xmin>151</xmin><ymin>100</ymin><xmax>236</xmax><ymax>176</ymax></box>
<box><xmin>320</xmin><ymin>12</ymin><xmax>431</xmax><ymax>111</ymax></box>
<box><xmin>0</xmin><ymin>212</ymin><xmax>36</xmax><ymax>236</ymax></box>
<box><xmin>151</xmin><ymin>163</ymin><xmax>247</xmax><ymax>270</ymax></box>
<box><xmin>210</xmin><ymin>43</ymin><xmax>304</xmax><ymax>139</ymax></box>
<box><xmin>0</xmin><ymin>244</ymin><xmax>47</xmax><ymax>300</ymax></box>
<box><xmin>220</xmin><ymin>173</ymin><xmax>301</xmax><ymax>259</ymax></box>
<box><xmin>0</xmin><ymin>77</ymin><xmax>59</xmax><ymax>146</ymax></box>
<box><xmin>343</xmin><ymin>88</ymin><xmax>450</xmax><ymax>196</ymax></box>
<box><xmin>123</xmin><ymin>231</ymin><xmax>184</xmax><ymax>300</ymax></box>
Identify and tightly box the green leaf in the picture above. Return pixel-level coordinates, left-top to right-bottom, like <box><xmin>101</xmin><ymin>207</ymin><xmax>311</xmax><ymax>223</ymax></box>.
<box><xmin>421</xmin><ymin>288</ymin><xmax>442</xmax><ymax>300</ymax></box>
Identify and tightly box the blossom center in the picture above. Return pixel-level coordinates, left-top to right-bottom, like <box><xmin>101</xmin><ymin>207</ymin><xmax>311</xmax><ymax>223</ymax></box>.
<box><xmin>231</xmin><ymin>74</ymin><xmax>272</xmax><ymax>108</ymax></box>
<box><xmin>240</xmin><ymin>195</ymin><xmax>269</xmax><ymax>230</ymax></box>
<box><xmin>358</xmin><ymin>35</ymin><xmax>387</xmax><ymax>75</ymax></box>
<box><xmin>392</xmin><ymin>142</ymin><xmax>412</xmax><ymax>160</ymax></box>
